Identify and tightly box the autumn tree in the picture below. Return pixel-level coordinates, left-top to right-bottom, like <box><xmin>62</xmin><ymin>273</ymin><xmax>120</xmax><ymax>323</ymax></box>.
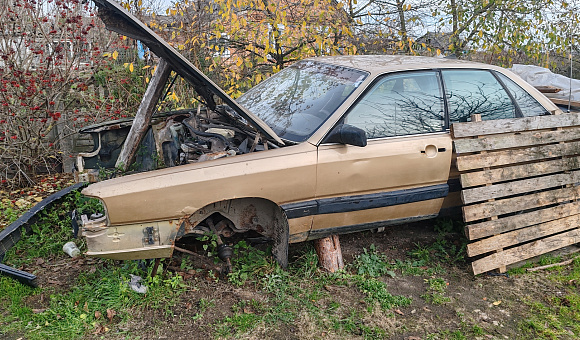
<box><xmin>0</xmin><ymin>0</ymin><xmax>151</xmax><ymax>187</ymax></box>
<box><xmin>159</xmin><ymin>0</ymin><xmax>355</xmax><ymax>96</ymax></box>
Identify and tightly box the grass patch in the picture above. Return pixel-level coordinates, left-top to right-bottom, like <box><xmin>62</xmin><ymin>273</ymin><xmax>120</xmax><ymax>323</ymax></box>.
<box><xmin>421</xmin><ymin>277</ymin><xmax>451</xmax><ymax>305</ymax></box>
<box><xmin>0</xmin><ymin>260</ymin><xmax>186</xmax><ymax>339</ymax></box>
<box><xmin>517</xmin><ymin>255</ymin><xmax>580</xmax><ymax>338</ymax></box>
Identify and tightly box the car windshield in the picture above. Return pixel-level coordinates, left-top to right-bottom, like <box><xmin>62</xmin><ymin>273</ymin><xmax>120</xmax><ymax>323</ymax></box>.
<box><xmin>237</xmin><ymin>60</ymin><xmax>368</xmax><ymax>142</ymax></box>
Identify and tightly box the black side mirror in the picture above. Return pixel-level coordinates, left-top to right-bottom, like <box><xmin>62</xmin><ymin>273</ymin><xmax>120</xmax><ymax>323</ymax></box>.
<box><xmin>325</xmin><ymin>124</ymin><xmax>367</xmax><ymax>147</ymax></box>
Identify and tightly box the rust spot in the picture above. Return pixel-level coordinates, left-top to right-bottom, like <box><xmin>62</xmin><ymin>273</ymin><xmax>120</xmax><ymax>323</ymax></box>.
<box><xmin>240</xmin><ymin>204</ymin><xmax>258</xmax><ymax>229</ymax></box>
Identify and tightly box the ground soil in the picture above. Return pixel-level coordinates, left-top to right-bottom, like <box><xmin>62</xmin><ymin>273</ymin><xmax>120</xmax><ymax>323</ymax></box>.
<box><xmin>14</xmin><ymin>222</ymin><xmax>565</xmax><ymax>340</ymax></box>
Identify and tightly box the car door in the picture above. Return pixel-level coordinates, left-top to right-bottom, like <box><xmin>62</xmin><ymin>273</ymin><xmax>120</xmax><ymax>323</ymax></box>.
<box><xmin>310</xmin><ymin>70</ymin><xmax>452</xmax><ymax>238</ymax></box>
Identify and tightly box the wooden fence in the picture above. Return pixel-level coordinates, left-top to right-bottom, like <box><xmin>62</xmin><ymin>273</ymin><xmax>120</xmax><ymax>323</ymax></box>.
<box><xmin>452</xmin><ymin>113</ymin><xmax>580</xmax><ymax>275</ymax></box>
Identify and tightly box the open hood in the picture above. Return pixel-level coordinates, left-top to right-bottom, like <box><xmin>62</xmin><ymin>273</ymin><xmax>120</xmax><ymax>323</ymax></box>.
<box><xmin>92</xmin><ymin>0</ymin><xmax>283</xmax><ymax>145</ymax></box>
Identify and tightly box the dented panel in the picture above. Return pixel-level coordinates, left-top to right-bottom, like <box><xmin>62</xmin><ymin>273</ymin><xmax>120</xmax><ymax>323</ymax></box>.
<box><xmin>83</xmin><ymin>219</ymin><xmax>179</xmax><ymax>260</ymax></box>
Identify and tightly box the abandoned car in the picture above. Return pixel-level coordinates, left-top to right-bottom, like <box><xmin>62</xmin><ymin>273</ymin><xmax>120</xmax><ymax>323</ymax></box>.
<box><xmin>78</xmin><ymin>0</ymin><xmax>562</xmax><ymax>267</ymax></box>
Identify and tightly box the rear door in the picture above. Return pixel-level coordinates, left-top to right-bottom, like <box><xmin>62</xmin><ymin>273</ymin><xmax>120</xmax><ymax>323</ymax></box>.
<box><xmin>311</xmin><ymin>70</ymin><xmax>452</xmax><ymax>238</ymax></box>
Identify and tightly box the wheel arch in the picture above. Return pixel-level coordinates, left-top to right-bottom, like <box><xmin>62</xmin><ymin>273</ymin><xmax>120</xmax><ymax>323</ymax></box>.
<box><xmin>177</xmin><ymin>197</ymin><xmax>289</xmax><ymax>267</ymax></box>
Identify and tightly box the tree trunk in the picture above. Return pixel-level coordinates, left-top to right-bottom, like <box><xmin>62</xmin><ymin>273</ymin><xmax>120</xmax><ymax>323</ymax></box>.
<box><xmin>314</xmin><ymin>235</ymin><xmax>344</xmax><ymax>272</ymax></box>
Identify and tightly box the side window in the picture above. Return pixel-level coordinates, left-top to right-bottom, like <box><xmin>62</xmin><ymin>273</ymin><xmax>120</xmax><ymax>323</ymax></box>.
<box><xmin>442</xmin><ymin>70</ymin><xmax>516</xmax><ymax>123</ymax></box>
<box><xmin>495</xmin><ymin>72</ymin><xmax>550</xmax><ymax>117</ymax></box>
<box><xmin>344</xmin><ymin>71</ymin><xmax>444</xmax><ymax>138</ymax></box>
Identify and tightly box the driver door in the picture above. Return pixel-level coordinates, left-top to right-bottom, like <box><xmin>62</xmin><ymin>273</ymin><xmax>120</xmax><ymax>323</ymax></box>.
<box><xmin>311</xmin><ymin>70</ymin><xmax>452</xmax><ymax>237</ymax></box>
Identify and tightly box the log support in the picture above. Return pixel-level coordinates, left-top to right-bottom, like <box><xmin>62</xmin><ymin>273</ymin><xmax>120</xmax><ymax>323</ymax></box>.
<box><xmin>314</xmin><ymin>235</ymin><xmax>344</xmax><ymax>272</ymax></box>
<box><xmin>116</xmin><ymin>58</ymin><xmax>172</xmax><ymax>170</ymax></box>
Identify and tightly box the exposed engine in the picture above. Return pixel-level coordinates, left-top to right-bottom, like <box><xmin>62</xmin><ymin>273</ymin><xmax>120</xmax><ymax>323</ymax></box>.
<box><xmin>74</xmin><ymin>106</ymin><xmax>277</xmax><ymax>182</ymax></box>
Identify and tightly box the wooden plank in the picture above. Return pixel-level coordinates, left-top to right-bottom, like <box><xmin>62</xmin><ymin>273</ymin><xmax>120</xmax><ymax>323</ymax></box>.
<box><xmin>463</xmin><ymin>185</ymin><xmax>580</xmax><ymax>222</ymax></box>
<box><xmin>460</xmin><ymin>157</ymin><xmax>580</xmax><ymax>188</ymax></box>
<box><xmin>116</xmin><ymin>58</ymin><xmax>172</xmax><ymax>170</ymax></box>
<box><xmin>535</xmin><ymin>85</ymin><xmax>562</xmax><ymax>93</ymax></box>
<box><xmin>454</xmin><ymin>127</ymin><xmax>580</xmax><ymax>154</ymax></box>
<box><xmin>549</xmin><ymin>97</ymin><xmax>580</xmax><ymax>109</ymax></box>
<box><xmin>462</xmin><ymin>169</ymin><xmax>580</xmax><ymax>204</ymax></box>
<box><xmin>471</xmin><ymin>228</ymin><xmax>580</xmax><ymax>275</ymax></box>
<box><xmin>466</xmin><ymin>200</ymin><xmax>580</xmax><ymax>240</ymax></box>
<box><xmin>456</xmin><ymin>140</ymin><xmax>580</xmax><ymax>171</ymax></box>
<box><xmin>451</xmin><ymin>112</ymin><xmax>580</xmax><ymax>138</ymax></box>
<box><xmin>467</xmin><ymin>213</ymin><xmax>580</xmax><ymax>257</ymax></box>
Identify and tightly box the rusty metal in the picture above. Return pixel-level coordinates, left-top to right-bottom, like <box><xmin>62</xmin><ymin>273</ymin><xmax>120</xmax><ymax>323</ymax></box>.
<box><xmin>206</xmin><ymin>218</ymin><xmax>232</xmax><ymax>273</ymax></box>
<box><xmin>150</xmin><ymin>258</ymin><xmax>161</xmax><ymax>277</ymax></box>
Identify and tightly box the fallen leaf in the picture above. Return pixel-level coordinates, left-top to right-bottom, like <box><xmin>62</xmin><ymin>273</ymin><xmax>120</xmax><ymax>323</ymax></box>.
<box><xmin>423</xmin><ymin>306</ymin><xmax>431</xmax><ymax>312</ymax></box>
<box><xmin>106</xmin><ymin>308</ymin><xmax>116</xmax><ymax>322</ymax></box>
<box><xmin>95</xmin><ymin>310</ymin><xmax>102</xmax><ymax>319</ymax></box>
<box><xmin>483</xmin><ymin>297</ymin><xmax>487</xmax><ymax>301</ymax></box>
<box><xmin>394</xmin><ymin>309</ymin><xmax>405</xmax><ymax>315</ymax></box>
<box><xmin>84</xmin><ymin>301</ymin><xmax>89</xmax><ymax>312</ymax></box>
<box><xmin>492</xmin><ymin>300</ymin><xmax>502</xmax><ymax>306</ymax></box>
<box><xmin>32</xmin><ymin>308</ymin><xmax>46</xmax><ymax>314</ymax></box>
<box><xmin>35</xmin><ymin>258</ymin><xmax>45</xmax><ymax>265</ymax></box>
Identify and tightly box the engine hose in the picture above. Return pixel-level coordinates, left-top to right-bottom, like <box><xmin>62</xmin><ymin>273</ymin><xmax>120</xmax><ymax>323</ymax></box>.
<box><xmin>182</xmin><ymin>120</ymin><xmax>230</xmax><ymax>147</ymax></box>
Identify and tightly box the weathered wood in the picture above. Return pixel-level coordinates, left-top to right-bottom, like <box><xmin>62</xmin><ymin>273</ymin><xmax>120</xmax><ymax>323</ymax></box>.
<box><xmin>526</xmin><ymin>258</ymin><xmax>574</xmax><ymax>272</ymax></box>
<box><xmin>467</xmin><ymin>213</ymin><xmax>580</xmax><ymax>257</ymax></box>
<box><xmin>314</xmin><ymin>235</ymin><xmax>344</xmax><ymax>273</ymax></box>
<box><xmin>460</xmin><ymin>157</ymin><xmax>580</xmax><ymax>188</ymax></box>
<box><xmin>465</xmin><ymin>200</ymin><xmax>580</xmax><ymax>240</ymax></box>
<box><xmin>462</xmin><ymin>169</ymin><xmax>580</xmax><ymax>204</ymax></box>
<box><xmin>534</xmin><ymin>85</ymin><xmax>562</xmax><ymax>93</ymax></box>
<box><xmin>454</xmin><ymin>127</ymin><xmax>580</xmax><ymax>154</ymax></box>
<box><xmin>463</xmin><ymin>185</ymin><xmax>580</xmax><ymax>222</ymax></box>
<box><xmin>471</xmin><ymin>228</ymin><xmax>580</xmax><ymax>275</ymax></box>
<box><xmin>548</xmin><ymin>97</ymin><xmax>580</xmax><ymax>109</ymax></box>
<box><xmin>451</xmin><ymin>112</ymin><xmax>580</xmax><ymax>138</ymax></box>
<box><xmin>116</xmin><ymin>58</ymin><xmax>172</xmax><ymax>170</ymax></box>
<box><xmin>456</xmin><ymin>140</ymin><xmax>580</xmax><ymax>171</ymax></box>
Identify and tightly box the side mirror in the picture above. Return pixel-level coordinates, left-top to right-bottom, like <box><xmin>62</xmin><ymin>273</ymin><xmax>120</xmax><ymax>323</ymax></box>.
<box><xmin>325</xmin><ymin>124</ymin><xmax>367</xmax><ymax>147</ymax></box>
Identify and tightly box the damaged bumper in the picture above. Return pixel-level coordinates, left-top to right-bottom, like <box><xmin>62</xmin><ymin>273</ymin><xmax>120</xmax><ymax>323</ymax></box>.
<box><xmin>79</xmin><ymin>215</ymin><xmax>180</xmax><ymax>260</ymax></box>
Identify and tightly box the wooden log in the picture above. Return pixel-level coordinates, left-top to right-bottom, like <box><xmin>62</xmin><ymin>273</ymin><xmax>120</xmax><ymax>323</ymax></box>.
<box><xmin>526</xmin><ymin>258</ymin><xmax>574</xmax><ymax>272</ymax></box>
<box><xmin>463</xmin><ymin>185</ymin><xmax>580</xmax><ymax>222</ymax></box>
<box><xmin>534</xmin><ymin>85</ymin><xmax>562</xmax><ymax>93</ymax></box>
<box><xmin>471</xmin><ymin>228</ymin><xmax>580</xmax><ymax>275</ymax></box>
<box><xmin>465</xmin><ymin>200</ymin><xmax>580</xmax><ymax>240</ymax></box>
<box><xmin>451</xmin><ymin>112</ymin><xmax>580</xmax><ymax>138</ymax></box>
<box><xmin>115</xmin><ymin>58</ymin><xmax>172</xmax><ymax>170</ymax></box>
<box><xmin>467</xmin><ymin>213</ymin><xmax>580</xmax><ymax>257</ymax></box>
<box><xmin>462</xmin><ymin>169</ymin><xmax>580</xmax><ymax>204</ymax></box>
<box><xmin>456</xmin><ymin>140</ymin><xmax>580</xmax><ymax>171</ymax></box>
<box><xmin>453</xmin><ymin>127</ymin><xmax>580</xmax><ymax>154</ymax></box>
<box><xmin>460</xmin><ymin>157</ymin><xmax>580</xmax><ymax>188</ymax></box>
<box><xmin>314</xmin><ymin>235</ymin><xmax>344</xmax><ymax>273</ymax></box>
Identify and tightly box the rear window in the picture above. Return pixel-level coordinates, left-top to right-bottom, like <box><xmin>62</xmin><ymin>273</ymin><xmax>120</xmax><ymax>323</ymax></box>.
<box><xmin>442</xmin><ymin>70</ymin><xmax>516</xmax><ymax>123</ymax></box>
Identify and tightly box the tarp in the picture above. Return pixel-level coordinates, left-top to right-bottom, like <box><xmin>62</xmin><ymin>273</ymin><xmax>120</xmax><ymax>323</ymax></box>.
<box><xmin>510</xmin><ymin>64</ymin><xmax>580</xmax><ymax>102</ymax></box>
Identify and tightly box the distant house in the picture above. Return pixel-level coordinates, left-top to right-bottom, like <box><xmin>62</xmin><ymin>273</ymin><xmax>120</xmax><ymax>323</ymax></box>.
<box><xmin>416</xmin><ymin>31</ymin><xmax>454</xmax><ymax>54</ymax></box>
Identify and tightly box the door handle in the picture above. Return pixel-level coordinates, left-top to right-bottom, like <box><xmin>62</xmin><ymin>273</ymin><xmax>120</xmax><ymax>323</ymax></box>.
<box><xmin>421</xmin><ymin>144</ymin><xmax>440</xmax><ymax>158</ymax></box>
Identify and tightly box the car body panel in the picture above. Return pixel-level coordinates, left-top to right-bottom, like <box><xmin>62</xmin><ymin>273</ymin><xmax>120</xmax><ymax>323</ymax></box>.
<box><xmin>82</xmin><ymin>142</ymin><xmax>318</xmax><ymax>225</ymax></box>
<box><xmin>313</xmin><ymin>133</ymin><xmax>452</xmax><ymax>231</ymax></box>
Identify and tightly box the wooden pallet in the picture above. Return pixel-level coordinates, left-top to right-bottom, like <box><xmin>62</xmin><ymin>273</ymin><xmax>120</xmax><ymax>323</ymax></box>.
<box><xmin>451</xmin><ymin>113</ymin><xmax>580</xmax><ymax>275</ymax></box>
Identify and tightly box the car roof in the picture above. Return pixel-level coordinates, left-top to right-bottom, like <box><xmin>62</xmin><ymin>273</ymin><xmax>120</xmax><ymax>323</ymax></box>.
<box><xmin>307</xmin><ymin>55</ymin><xmax>498</xmax><ymax>74</ymax></box>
